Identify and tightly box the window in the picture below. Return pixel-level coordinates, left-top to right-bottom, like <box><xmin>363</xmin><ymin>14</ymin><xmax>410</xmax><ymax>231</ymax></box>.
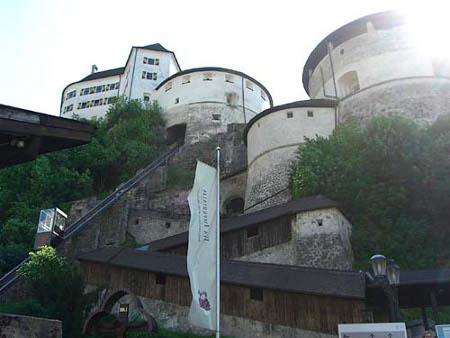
<box><xmin>156</xmin><ymin>273</ymin><xmax>166</xmax><ymax>285</ymax></box>
<box><xmin>81</xmin><ymin>102</ymin><xmax>87</xmax><ymax>109</ymax></box>
<box><xmin>143</xmin><ymin>57</ymin><xmax>160</xmax><ymax>65</ymax></box>
<box><xmin>165</xmin><ymin>82</ymin><xmax>172</xmax><ymax>92</ymax></box>
<box><xmin>142</xmin><ymin>71</ymin><xmax>158</xmax><ymax>80</ymax></box>
<box><xmin>107</xmin><ymin>97</ymin><xmax>117</xmax><ymax>104</ymax></box>
<box><xmin>247</xmin><ymin>226</ymin><xmax>258</xmax><ymax>238</ymax></box>
<box><xmin>212</xmin><ymin>114</ymin><xmax>221</xmax><ymax>121</ymax></box>
<box><xmin>174</xmin><ymin>97</ymin><xmax>180</xmax><ymax>104</ymax></box>
<box><xmin>287</xmin><ymin>112</ymin><xmax>293</xmax><ymax>118</ymax></box>
<box><xmin>182</xmin><ymin>76</ymin><xmax>191</xmax><ymax>84</ymax></box>
<box><xmin>80</xmin><ymin>82</ymin><xmax>118</xmax><ymax>96</ymax></box>
<box><xmin>307</xmin><ymin>110</ymin><xmax>314</xmax><ymax>117</ymax></box>
<box><xmin>225</xmin><ymin>74</ymin><xmax>234</xmax><ymax>83</ymax></box>
<box><xmin>250</xmin><ymin>288</ymin><xmax>263</xmax><ymax>301</ymax></box>
<box><xmin>143</xmin><ymin>94</ymin><xmax>150</xmax><ymax>102</ymax></box>
<box><xmin>63</xmin><ymin>104</ymin><xmax>73</xmax><ymax>113</ymax></box>
<box><xmin>94</xmin><ymin>99</ymin><xmax>101</xmax><ymax>107</ymax></box>
<box><xmin>245</xmin><ymin>80</ymin><xmax>254</xmax><ymax>91</ymax></box>
<box><xmin>66</xmin><ymin>90</ymin><xmax>76</xmax><ymax>100</ymax></box>
<box><xmin>203</xmin><ymin>72</ymin><xmax>213</xmax><ymax>81</ymax></box>
<box><xmin>261</xmin><ymin>90</ymin><xmax>267</xmax><ymax>101</ymax></box>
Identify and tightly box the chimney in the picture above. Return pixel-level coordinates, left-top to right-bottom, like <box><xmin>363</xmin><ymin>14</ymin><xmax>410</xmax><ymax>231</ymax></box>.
<box><xmin>91</xmin><ymin>64</ymin><xmax>98</xmax><ymax>74</ymax></box>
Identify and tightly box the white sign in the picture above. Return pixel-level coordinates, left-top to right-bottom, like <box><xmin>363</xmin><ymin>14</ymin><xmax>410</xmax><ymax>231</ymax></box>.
<box><xmin>187</xmin><ymin>161</ymin><xmax>218</xmax><ymax>331</ymax></box>
<box><xmin>338</xmin><ymin>323</ymin><xmax>407</xmax><ymax>338</ymax></box>
<box><xmin>436</xmin><ymin>324</ymin><xmax>450</xmax><ymax>338</ymax></box>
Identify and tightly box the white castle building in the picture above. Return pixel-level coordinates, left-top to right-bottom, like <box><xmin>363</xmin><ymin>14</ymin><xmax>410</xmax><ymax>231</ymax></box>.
<box><xmin>61</xmin><ymin>11</ymin><xmax>450</xmax><ymax>212</ymax></box>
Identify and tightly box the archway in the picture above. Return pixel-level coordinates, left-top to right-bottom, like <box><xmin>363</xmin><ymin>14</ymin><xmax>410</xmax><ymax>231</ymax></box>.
<box><xmin>83</xmin><ymin>288</ymin><xmax>158</xmax><ymax>337</ymax></box>
<box><xmin>224</xmin><ymin>197</ymin><xmax>245</xmax><ymax>217</ymax></box>
<box><xmin>166</xmin><ymin>123</ymin><xmax>187</xmax><ymax>145</ymax></box>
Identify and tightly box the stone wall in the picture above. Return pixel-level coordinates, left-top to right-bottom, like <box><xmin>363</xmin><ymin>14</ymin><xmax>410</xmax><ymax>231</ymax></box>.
<box><xmin>139</xmin><ymin>298</ymin><xmax>337</xmax><ymax>338</ymax></box>
<box><xmin>0</xmin><ymin>313</ymin><xmax>62</xmax><ymax>338</ymax></box>
<box><xmin>94</xmin><ymin>292</ymin><xmax>341</xmax><ymax>338</ymax></box>
<box><xmin>236</xmin><ymin>208</ymin><xmax>353</xmax><ymax>271</ymax></box>
<box><xmin>339</xmin><ymin>77</ymin><xmax>450</xmax><ymax>126</ymax></box>
<box><xmin>293</xmin><ymin>208</ymin><xmax>353</xmax><ymax>271</ymax></box>
<box><xmin>169</xmin><ymin>123</ymin><xmax>247</xmax><ymax>175</ymax></box>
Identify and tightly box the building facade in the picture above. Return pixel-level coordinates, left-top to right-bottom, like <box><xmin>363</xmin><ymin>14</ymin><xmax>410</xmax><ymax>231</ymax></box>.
<box><xmin>48</xmin><ymin>10</ymin><xmax>450</xmax><ymax>336</ymax></box>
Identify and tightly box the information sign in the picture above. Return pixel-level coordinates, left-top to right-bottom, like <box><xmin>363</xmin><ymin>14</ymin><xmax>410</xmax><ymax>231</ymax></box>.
<box><xmin>338</xmin><ymin>323</ymin><xmax>407</xmax><ymax>338</ymax></box>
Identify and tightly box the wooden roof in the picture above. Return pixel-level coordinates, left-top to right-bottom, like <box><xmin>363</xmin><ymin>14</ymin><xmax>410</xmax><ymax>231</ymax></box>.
<box><xmin>0</xmin><ymin>104</ymin><xmax>96</xmax><ymax>169</ymax></box>
<box><xmin>137</xmin><ymin>195</ymin><xmax>339</xmax><ymax>253</ymax></box>
<box><xmin>78</xmin><ymin>248</ymin><xmax>366</xmax><ymax>300</ymax></box>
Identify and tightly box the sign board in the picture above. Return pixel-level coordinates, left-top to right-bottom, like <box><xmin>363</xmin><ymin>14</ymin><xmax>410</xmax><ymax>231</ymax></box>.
<box><xmin>338</xmin><ymin>323</ymin><xmax>407</xmax><ymax>338</ymax></box>
<box><xmin>436</xmin><ymin>325</ymin><xmax>450</xmax><ymax>338</ymax></box>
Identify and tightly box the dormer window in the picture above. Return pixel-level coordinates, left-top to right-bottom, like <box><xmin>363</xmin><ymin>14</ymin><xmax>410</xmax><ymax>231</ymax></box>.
<box><xmin>165</xmin><ymin>82</ymin><xmax>172</xmax><ymax>92</ymax></box>
<box><xmin>203</xmin><ymin>73</ymin><xmax>213</xmax><ymax>81</ymax></box>
<box><xmin>225</xmin><ymin>74</ymin><xmax>234</xmax><ymax>83</ymax></box>
<box><xmin>182</xmin><ymin>76</ymin><xmax>191</xmax><ymax>84</ymax></box>
<box><xmin>245</xmin><ymin>80</ymin><xmax>254</xmax><ymax>91</ymax></box>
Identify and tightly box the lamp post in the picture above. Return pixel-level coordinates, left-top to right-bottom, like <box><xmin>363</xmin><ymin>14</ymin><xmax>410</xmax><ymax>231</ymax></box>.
<box><xmin>367</xmin><ymin>254</ymin><xmax>402</xmax><ymax>322</ymax></box>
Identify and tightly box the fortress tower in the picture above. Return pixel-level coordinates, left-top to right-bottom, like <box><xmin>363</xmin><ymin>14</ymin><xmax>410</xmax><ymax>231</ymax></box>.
<box><xmin>303</xmin><ymin>11</ymin><xmax>450</xmax><ymax>125</ymax></box>
<box><xmin>154</xmin><ymin>67</ymin><xmax>272</xmax><ymax>145</ymax></box>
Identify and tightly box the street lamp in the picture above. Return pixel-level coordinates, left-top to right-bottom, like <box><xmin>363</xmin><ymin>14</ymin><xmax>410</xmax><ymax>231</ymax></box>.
<box><xmin>367</xmin><ymin>254</ymin><xmax>402</xmax><ymax>322</ymax></box>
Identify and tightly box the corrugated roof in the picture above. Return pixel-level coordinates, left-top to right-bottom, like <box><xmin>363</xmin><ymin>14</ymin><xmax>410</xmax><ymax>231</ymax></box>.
<box><xmin>140</xmin><ymin>43</ymin><xmax>172</xmax><ymax>53</ymax></box>
<box><xmin>141</xmin><ymin>195</ymin><xmax>338</xmax><ymax>252</ymax></box>
<box><xmin>78</xmin><ymin>248</ymin><xmax>365</xmax><ymax>299</ymax></box>
<box><xmin>80</xmin><ymin>67</ymin><xmax>125</xmax><ymax>82</ymax></box>
<box><xmin>400</xmin><ymin>268</ymin><xmax>450</xmax><ymax>286</ymax></box>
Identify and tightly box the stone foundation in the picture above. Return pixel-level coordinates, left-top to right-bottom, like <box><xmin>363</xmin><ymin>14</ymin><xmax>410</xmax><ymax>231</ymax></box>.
<box><xmin>0</xmin><ymin>313</ymin><xmax>62</xmax><ymax>338</ymax></box>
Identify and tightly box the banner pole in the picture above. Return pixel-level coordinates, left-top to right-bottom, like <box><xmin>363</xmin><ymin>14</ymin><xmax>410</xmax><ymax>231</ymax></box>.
<box><xmin>216</xmin><ymin>146</ymin><xmax>221</xmax><ymax>338</ymax></box>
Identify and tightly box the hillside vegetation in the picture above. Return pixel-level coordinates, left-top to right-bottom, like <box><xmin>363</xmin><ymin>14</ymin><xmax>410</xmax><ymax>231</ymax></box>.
<box><xmin>0</xmin><ymin>99</ymin><xmax>166</xmax><ymax>273</ymax></box>
<box><xmin>290</xmin><ymin>115</ymin><xmax>450</xmax><ymax>270</ymax></box>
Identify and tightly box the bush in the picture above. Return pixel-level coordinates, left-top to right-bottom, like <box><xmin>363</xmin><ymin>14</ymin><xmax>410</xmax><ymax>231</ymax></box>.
<box><xmin>0</xmin><ymin>299</ymin><xmax>50</xmax><ymax>318</ymax></box>
<box><xmin>18</xmin><ymin>247</ymin><xmax>98</xmax><ymax>338</ymax></box>
<box><xmin>290</xmin><ymin>115</ymin><xmax>450</xmax><ymax>270</ymax></box>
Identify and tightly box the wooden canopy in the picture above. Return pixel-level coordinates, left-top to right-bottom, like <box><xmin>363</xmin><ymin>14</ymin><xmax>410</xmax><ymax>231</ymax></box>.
<box><xmin>0</xmin><ymin>104</ymin><xmax>96</xmax><ymax>169</ymax></box>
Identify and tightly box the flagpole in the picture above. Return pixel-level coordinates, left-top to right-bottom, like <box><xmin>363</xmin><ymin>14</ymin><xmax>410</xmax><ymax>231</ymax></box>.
<box><xmin>216</xmin><ymin>146</ymin><xmax>221</xmax><ymax>338</ymax></box>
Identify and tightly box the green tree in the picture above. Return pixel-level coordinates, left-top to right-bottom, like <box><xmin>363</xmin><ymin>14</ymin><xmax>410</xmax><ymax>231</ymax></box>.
<box><xmin>0</xmin><ymin>98</ymin><xmax>166</xmax><ymax>273</ymax></box>
<box><xmin>290</xmin><ymin>115</ymin><xmax>450</xmax><ymax>270</ymax></box>
<box><xmin>18</xmin><ymin>247</ymin><xmax>97</xmax><ymax>338</ymax></box>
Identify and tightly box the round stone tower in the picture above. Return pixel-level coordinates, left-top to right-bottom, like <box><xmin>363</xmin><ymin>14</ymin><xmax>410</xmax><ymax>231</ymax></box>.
<box><xmin>303</xmin><ymin>11</ymin><xmax>450</xmax><ymax>125</ymax></box>
<box><xmin>244</xmin><ymin>100</ymin><xmax>337</xmax><ymax>212</ymax></box>
<box><xmin>154</xmin><ymin>67</ymin><xmax>273</xmax><ymax>145</ymax></box>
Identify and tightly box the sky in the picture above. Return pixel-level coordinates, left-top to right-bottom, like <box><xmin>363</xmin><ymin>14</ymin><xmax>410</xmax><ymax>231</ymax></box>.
<box><xmin>0</xmin><ymin>0</ymin><xmax>447</xmax><ymax>116</ymax></box>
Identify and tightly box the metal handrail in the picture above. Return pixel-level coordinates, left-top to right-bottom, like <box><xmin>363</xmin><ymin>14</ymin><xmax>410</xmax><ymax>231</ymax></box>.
<box><xmin>0</xmin><ymin>145</ymin><xmax>180</xmax><ymax>295</ymax></box>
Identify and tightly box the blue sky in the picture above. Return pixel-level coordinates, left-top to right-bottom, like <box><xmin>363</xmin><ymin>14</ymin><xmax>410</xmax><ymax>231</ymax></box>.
<box><xmin>0</xmin><ymin>0</ymin><xmax>438</xmax><ymax>115</ymax></box>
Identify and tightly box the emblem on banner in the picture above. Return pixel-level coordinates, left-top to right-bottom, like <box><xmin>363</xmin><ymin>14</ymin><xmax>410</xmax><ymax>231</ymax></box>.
<box><xmin>198</xmin><ymin>290</ymin><xmax>211</xmax><ymax>311</ymax></box>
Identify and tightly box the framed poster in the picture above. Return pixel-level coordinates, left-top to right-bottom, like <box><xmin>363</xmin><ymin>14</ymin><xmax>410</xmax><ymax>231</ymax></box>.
<box><xmin>338</xmin><ymin>323</ymin><xmax>407</xmax><ymax>338</ymax></box>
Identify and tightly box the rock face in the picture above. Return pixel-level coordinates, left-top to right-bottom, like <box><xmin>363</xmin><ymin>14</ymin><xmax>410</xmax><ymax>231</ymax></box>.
<box><xmin>0</xmin><ymin>313</ymin><xmax>62</xmax><ymax>338</ymax></box>
<box><xmin>60</xmin><ymin>123</ymin><xmax>249</xmax><ymax>259</ymax></box>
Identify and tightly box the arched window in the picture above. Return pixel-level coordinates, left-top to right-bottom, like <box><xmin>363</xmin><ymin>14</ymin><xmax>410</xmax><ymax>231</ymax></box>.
<box><xmin>338</xmin><ymin>71</ymin><xmax>360</xmax><ymax>97</ymax></box>
<box><xmin>224</xmin><ymin>197</ymin><xmax>244</xmax><ymax>216</ymax></box>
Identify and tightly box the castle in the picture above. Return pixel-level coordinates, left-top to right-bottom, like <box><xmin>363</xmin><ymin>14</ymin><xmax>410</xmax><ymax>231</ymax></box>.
<box><xmin>53</xmin><ymin>10</ymin><xmax>450</xmax><ymax>337</ymax></box>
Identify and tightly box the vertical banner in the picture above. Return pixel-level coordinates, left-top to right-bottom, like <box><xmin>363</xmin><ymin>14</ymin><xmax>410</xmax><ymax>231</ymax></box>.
<box><xmin>187</xmin><ymin>160</ymin><xmax>218</xmax><ymax>330</ymax></box>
